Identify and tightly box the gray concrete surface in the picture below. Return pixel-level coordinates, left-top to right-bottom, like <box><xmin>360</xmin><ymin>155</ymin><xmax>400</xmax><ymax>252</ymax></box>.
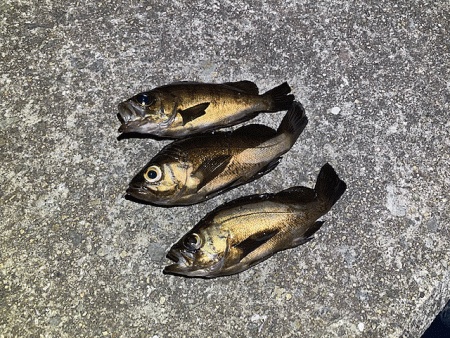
<box><xmin>1</xmin><ymin>0</ymin><xmax>449</xmax><ymax>337</ymax></box>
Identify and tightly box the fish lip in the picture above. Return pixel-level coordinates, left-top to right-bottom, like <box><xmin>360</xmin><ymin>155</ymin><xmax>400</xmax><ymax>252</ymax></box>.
<box><xmin>118</xmin><ymin>121</ymin><xmax>141</xmax><ymax>133</ymax></box>
<box><xmin>126</xmin><ymin>185</ymin><xmax>147</xmax><ymax>194</ymax></box>
<box><xmin>166</xmin><ymin>249</ymin><xmax>193</xmax><ymax>264</ymax></box>
<box><xmin>164</xmin><ymin>250</ymin><xmax>186</xmax><ymax>275</ymax></box>
<box><xmin>163</xmin><ymin>263</ymin><xmax>183</xmax><ymax>275</ymax></box>
<box><xmin>118</xmin><ymin>101</ymin><xmax>146</xmax><ymax>118</ymax></box>
<box><xmin>117</xmin><ymin>102</ymin><xmax>148</xmax><ymax>133</ymax></box>
<box><xmin>117</xmin><ymin>102</ymin><xmax>132</xmax><ymax>123</ymax></box>
<box><xmin>126</xmin><ymin>185</ymin><xmax>155</xmax><ymax>201</ymax></box>
<box><xmin>166</xmin><ymin>249</ymin><xmax>180</xmax><ymax>263</ymax></box>
<box><xmin>163</xmin><ymin>249</ymin><xmax>195</xmax><ymax>275</ymax></box>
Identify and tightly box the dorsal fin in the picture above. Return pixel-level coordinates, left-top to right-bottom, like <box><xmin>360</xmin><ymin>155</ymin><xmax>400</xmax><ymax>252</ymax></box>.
<box><xmin>223</xmin><ymin>81</ymin><xmax>259</xmax><ymax>95</ymax></box>
<box><xmin>233</xmin><ymin>124</ymin><xmax>277</xmax><ymax>137</ymax></box>
<box><xmin>274</xmin><ymin>186</ymin><xmax>317</xmax><ymax>204</ymax></box>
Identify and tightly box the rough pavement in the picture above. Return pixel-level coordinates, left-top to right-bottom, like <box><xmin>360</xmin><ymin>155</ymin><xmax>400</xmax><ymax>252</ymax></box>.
<box><xmin>1</xmin><ymin>0</ymin><xmax>449</xmax><ymax>337</ymax></box>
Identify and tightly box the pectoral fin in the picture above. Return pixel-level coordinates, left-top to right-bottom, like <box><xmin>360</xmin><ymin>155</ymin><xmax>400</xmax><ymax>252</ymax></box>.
<box><xmin>179</xmin><ymin>102</ymin><xmax>210</xmax><ymax>125</ymax></box>
<box><xmin>194</xmin><ymin>154</ymin><xmax>233</xmax><ymax>190</ymax></box>
<box><xmin>233</xmin><ymin>229</ymin><xmax>279</xmax><ymax>259</ymax></box>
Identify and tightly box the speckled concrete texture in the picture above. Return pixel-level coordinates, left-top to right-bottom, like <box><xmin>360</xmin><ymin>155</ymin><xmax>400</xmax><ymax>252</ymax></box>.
<box><xmin>1</xmin><ymin>0</ymin><xmax>449</xmax><ymax>337</ymax></box>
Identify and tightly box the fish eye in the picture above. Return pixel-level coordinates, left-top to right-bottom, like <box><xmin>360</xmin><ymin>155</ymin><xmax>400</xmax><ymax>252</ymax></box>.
<box><xmin>135</xmin><ymin>93</ymin><xmax>153</xmax><ymax>106</ymax></box>
<box><xmin>183</xmin><ymin>233</ymin><xmax>202</xmax><ymax>251</ymax></box>
<box><xmin>144</xmin><ymin>166</ymin><xmax>162</xmax><ymax>183</ymax></box>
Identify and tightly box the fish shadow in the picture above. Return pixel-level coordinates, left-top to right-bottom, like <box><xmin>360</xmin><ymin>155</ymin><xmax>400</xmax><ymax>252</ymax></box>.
<box><xmin>117</xmin><ymin>132</ymin><xmax>174</xmax><ymax>141</ymax></box>
<box><xmin>124</xmin><ymin>194</ymin><xmax>181</xmax><ymax>209</ymax></box>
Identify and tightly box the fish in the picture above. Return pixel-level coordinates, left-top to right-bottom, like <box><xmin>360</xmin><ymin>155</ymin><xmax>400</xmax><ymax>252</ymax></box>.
<box><xmin>163</xmin><ymin>163</ymin><xmax>347</xmax><ymax>278</ymax></box>
<box><xmin>126</xmin><ymin>102</ymin><xmax>307</xmax><ymax>206</ymax></box>
<box><xmin>117</xmin><ymin>81</ymin><xmax>294</xmax><ymax>138</ymax></box>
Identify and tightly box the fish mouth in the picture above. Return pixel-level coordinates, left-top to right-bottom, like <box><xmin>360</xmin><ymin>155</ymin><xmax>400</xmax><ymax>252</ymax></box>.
<box><xmin>166</xmin><ymin>250</ymin><xmax>181</xmax><ymax>263</ymax></box>
<box><xmin>163</xmin><ymin>249</ymin><xmax>192</xmax><ymax>275</ymax></box>
<box><xmin>126</xmin><ymin>185</ymin><xmax>179</xmax><ymax>206</ymax></box>
<box><xmin>117</xmin><ymin>102</ymin><xmax>147</xmax><ymax>133</ymax></box>
<box><xmin>118</xmin><ymin>101</ymin><xmax>144</xmax><ymax>121</ymax></box>
<box><xmin>163</xmin><ymin>264</ymin><xmax>183</xmax><ymax>275</ymax></box>
<box><xmin>163</xmin><ymin>248</ymin><xmax>227</xmax><ymax>278</ymax></box>
<box><xmin>166</xmin><ymin>249</ymin><xmax>194</xmax><ymax>264</ymax></box>
<box><xmin>126</xmin><ymin>185</ymin><xmax>154</xmax><ymax>200</ymax></box>
<box><xmin>117</xmin><ymin>102</ymin><xmax>173</xmax><ymax>136</ymax></box>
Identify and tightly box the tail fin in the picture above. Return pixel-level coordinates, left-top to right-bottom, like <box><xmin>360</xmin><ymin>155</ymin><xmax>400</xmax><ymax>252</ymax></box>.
<box><xmin>314</xmin><ymin>163</ymin><xmax>347</xmax><ymax>209</ymax></box>
<box><xmin>276</xmin><ymin>101</ymin><xmax>308</xmax><ymax>146</ymax></box>
<box><xmin>262</xmin><ymin>82</ymin><xmax>295</xmax><ymax>111</ymax></box>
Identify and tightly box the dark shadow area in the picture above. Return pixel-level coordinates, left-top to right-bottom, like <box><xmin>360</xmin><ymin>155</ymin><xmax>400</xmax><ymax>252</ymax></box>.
<box><xmin>117</xmin><ymin>131</ymin><xmax>174</xmax><ymax>141</ymax></box>
<box><xmin>124</xmin><ymin>194</ymin><xmax>181</xmax><ymax>208</ymax></box>
<box><xmin>422</xmin><ymin>300</ymin><xmax>450</xmax><ymax>338</ymax></box>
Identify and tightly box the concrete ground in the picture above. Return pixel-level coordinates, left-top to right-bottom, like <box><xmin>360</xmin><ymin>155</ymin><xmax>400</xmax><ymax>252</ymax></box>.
<box><xmin>1</xmin><ymin>0</ymin><xmax>449</xmax><ymax>337</ymax></box>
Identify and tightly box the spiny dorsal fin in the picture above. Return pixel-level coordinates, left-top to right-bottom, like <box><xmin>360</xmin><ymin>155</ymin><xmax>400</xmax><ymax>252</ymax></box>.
<box><xmin>223</xmin><ymin>81</ymin><xmax>259</xmax><ymax>95</ymax></box>
<box><xmin>179</xmin><ymin>102</ymin><xmax>210</xmax><ymax>125</ymax></box>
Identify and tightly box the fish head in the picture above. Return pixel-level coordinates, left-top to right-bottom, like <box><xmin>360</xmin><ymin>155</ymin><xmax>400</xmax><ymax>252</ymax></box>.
<box><xmin>117</xmin><ymin>90</ymin><xmax>176</xmax><ymax>134</ymax></box>
<box><xmin>164</xmin><ymin>228</ymin><xmax>231</xmax><ymax>278</ymax></box>
<box><xmin>126</xmin><ymin>159</ymin><xmax>189</xmax><ymax>205</ymax></box>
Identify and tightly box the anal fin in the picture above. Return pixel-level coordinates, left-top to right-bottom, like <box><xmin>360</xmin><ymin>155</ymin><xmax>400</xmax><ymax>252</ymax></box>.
<box><xmin>251</xmin><ymin>157</ymin><xmax>281</xmax><ymax>182</ymax></box>
<box><xmin>290</xmin><ymin>221</ymin><xmax>325</xmax><ymax>248</ymax></box>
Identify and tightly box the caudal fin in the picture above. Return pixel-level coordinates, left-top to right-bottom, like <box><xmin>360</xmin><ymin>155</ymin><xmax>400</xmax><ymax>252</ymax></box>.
<box><xmin>314</xmin><ymin>163</ymin><xmax>347</xmax><ymax>209</ymax></box>
<box><xmin>276</xmin><ymin>101</ymin><xmax>308</xmax><ymax>146</ymax></box>
<box><xmin>262</xmin><ymin>82</ymin><xmax>295</xmax><ymax>111</ymax></box>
